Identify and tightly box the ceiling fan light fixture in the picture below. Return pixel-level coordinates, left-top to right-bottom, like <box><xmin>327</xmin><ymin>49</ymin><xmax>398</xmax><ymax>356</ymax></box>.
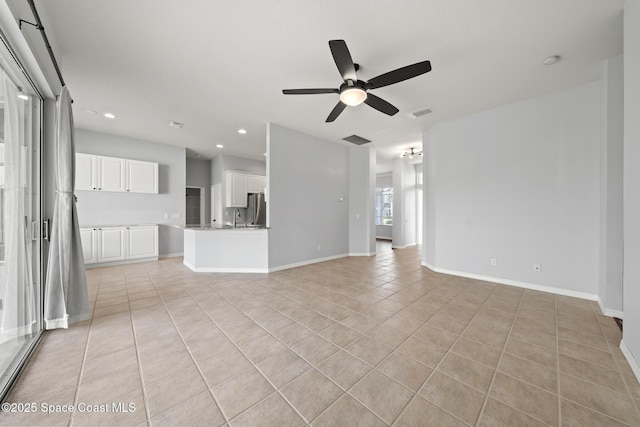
<box><xmin>339</xmin><ymin>87</ymin><xmax>367</xmax><ymax>106</ymax></box>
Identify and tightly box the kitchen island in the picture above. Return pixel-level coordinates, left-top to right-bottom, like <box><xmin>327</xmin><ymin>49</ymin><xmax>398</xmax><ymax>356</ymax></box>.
<box><xmin>181</xmin><ymin>226</ymin><xmax>268</xmax><ymax>273</ymax></box>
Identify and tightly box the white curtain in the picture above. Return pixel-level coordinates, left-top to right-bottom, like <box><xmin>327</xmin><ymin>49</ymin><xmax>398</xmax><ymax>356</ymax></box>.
<box><xmin>0</xmin><ymin>71</ymin><xmax>36</xmax><ymax>342</ymax></box>
<box><xmin>44</xmin><ymin>86</ymin><xmax>90</xmax><ymax>329</ymax></box>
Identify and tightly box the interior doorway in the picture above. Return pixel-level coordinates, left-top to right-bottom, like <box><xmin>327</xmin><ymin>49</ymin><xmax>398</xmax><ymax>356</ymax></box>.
<box><xmin>186</xmin><ymin>186</ymin><xmax>205</xmax><ymax>225</ymax></box>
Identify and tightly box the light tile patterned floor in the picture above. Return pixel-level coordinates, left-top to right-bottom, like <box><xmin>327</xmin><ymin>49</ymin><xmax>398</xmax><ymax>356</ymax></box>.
<box><xmin>2</xmin><ymin>241</ymin><xmax>640</xmax><ymax>426</ymax></box>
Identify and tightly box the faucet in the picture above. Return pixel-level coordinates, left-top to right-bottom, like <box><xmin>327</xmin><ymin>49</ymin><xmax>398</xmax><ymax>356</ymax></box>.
<box><xmin>233</xmin><ymin>208</ymin><xmax>241</xmax><ymax>228</ymax></box>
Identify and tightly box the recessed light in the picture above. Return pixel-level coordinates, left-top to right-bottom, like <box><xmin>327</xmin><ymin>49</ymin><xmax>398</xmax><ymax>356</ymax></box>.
<box><xmin>17</xmin><ymin>94</ymin><xmax>29</xmax><ymax>100</ymax></box>
<box><xmin>104</xmin><ymin>113</ymin><xmax>116</xmax><ymax>119</ymax></box>
<box><xmin>216</xmin><ymin>144</ymin><xmax>224</xmax><ymax>148</ymax></box>
<box><xmin>168</xmin><ymin>121</ymin><xmax>183</xmax><ymax>128</ymax></box>
<box><xmin>238</xmin><ymin>129</ymin><xmax>247</xmax><ymax>134</ymax></box>
<box><xmin>86</xmin><ymin>110</ymin><xmax>97</xmax><ymax>115</ymax></box>
<box><xmin>542</xmin><ymin>55</ymin><xmax>561</xmax><ymax>66</ymax></box>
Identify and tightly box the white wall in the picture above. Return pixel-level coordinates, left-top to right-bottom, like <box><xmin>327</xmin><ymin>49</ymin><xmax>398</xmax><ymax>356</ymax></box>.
<box><xmin>392</xmin><ymin>158</ymin><xmax>417</xmax><ymax>248</ymax></box>
<box><xmin>375</xmin><ymin>173</ymin><xmax>393</xmax><ymax>240</ymax></box>
<box><xmin>622</xmin><ymin>0</ymin><xmax>640</xmax><ymax>380</ymax></box>
<box><xmin>186</xmin><ymin>158</ymin><xmax>211</xmax><ymax>224</ymax></box>
<box><xmin>598</xmin><ymin>55</ymin><xmax>624</xmax><ymax>316</ymax></box>
<box><xmin>348</xmin><ymin>146</ymin><xmax>376</xmax><ymax>256</ymax></box>
<box><xmin>267</xmin><ymin>123</ymin><xmax>349</xmax><ymax>269</ymax></box>
<box><xmin>75</xmin><ymin>129</ymin><xmax>186</xmax><ymax>256</ymax></box>
<box><xmin>423</xmin><ymin>133</ymin><xmax>437</xmax><ymax>266</ymax></box>
<box><xmin>423</xmin><ymin>81</ymin><xmax>601</xmax><ymax>297</ymax></box>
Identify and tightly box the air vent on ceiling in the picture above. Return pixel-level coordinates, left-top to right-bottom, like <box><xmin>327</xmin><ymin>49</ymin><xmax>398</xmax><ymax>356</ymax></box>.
<box><xmin>410</xmin><ymin>107</ymin><xmax>433</xmax><ymax>118</ymax></box>
<box><xmin>342</xmin><ymin>135</ymin><xmax>371</xmax><ymax>145</ymax></box>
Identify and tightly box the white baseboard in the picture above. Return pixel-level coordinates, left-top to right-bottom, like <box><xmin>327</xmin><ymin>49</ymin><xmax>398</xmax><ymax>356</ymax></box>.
<box><xmin>620</xmin><ymin>340</ymin><xmax>640</xmax><ymax>383</ymax></box>
<box><xmin>85</xmin><ymin>257</ymin><xmax>158</xmax><ymax>269</ymax></box>
<box><xmin>268</xmin><ymin>253</ymin><xmax>349</xmax><ymax>272</ymax></box>
<box><xmin>183</xmin><ymin>260</ymin><xmax>268</xmax><ymax>273</ymax></box>
<box><xmin>392</xmin><ymin>242</ymin><xmax>416</xmax><ymax>250</ymax></box>
<box><xmin>159</xmin><ymin>252</ymin><xmax>184</xmax><ymax>259</ymax></box>
<box><xmin>349</xmin><ymin>252</ymin><xmax>376</xmax><ymax>257</ymax></box>
<box><xmin>597</xmin><ymin>297</ymin><xmax>624</xmax><ymax>318</ymax></box>
<box><xmin>421</xmin><ymin>262</ymin><xmax>598</xmax><ymax>301</ymax></box>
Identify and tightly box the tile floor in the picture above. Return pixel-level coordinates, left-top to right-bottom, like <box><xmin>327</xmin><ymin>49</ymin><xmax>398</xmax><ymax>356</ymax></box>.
<box><xmin>1</xmin><ymin>241</ymin><xmax>640</xmax><ymax>426</ymax></box>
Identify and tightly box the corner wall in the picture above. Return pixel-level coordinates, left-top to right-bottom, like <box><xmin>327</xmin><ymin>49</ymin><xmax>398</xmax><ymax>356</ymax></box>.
<box><xmin>392</xmin><ymin>158</ymin><xmax>416</xmax><ymax>248</ymax></box>
<box><xmin>598</xmin><ymin>55</ymin><xmax>624</xmax><ymax>316</ymax></box>
<box><xmin>622</xmin><ymin>0</ymin><xmax>640</xmax><ymax>381</ymax></box>
<box><xmin>267</xmin><ymin>123</ymin><xmax>349</xmax><ymax>269</ymax></box>
<box><xmin>422</xmin><ymin>81</ymin><xmax>601</xmax><ymax>298</ymax></box>
<box><xmin>348</xmin><ymin>146</ymin><xmax>376</xmax><ymax>256</ymax></box>
<box><xmin>74</xmin><ymin>129</ymin><xmax>186</xmax><ymax>256</ymax></box>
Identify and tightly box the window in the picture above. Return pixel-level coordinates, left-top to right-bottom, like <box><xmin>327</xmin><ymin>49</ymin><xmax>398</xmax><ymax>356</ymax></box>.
<box><xmin>375</xmin><ymin>187</ymin><xmax>393</xmax><ymax>225</ymax></box>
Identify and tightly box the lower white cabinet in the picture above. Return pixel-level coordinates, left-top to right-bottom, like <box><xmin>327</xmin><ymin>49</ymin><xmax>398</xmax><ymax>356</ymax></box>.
<box><xmin>81</xmin><ymin>224</ymin><xmax>158</xmax><ymax>265</ymax></box>
<box><xmin>126</xmin><ymin>225</ymin><xmax>159</xmax><ymax>259</ymax></box>
<box><xmin>98</xmin><ymin>227</ymin><xmax>126</xmax><ymax>263</ymax></box>
<box><xmin>80</xmin><ymin>228</ymin><xmax>98</xmax><ymax>264</ymax></box>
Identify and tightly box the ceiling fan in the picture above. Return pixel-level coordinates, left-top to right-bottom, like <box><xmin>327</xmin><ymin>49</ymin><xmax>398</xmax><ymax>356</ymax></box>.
<box><xmin>282</xmin><ymin>40</ymin><xmax>432</xmax><ymax>122</ymax></box>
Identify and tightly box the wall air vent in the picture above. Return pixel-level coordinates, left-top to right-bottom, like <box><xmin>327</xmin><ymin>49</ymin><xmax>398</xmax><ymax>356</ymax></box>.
<box><xmin>342</xmin><ymin>135</ymin><xmax>371</xmax><ymax>145</ymax></box>
<box><xmin>410</xmin><ymin>107</ymin><xmax>433</xmax><ymax>118</ymax></box>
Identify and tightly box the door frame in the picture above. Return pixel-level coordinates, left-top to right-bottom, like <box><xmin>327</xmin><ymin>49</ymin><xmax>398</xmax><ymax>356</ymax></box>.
<box><xmin>186</xmin><ymin>185</ymin><xmax>205</xmax><ymax>226</ymax></box>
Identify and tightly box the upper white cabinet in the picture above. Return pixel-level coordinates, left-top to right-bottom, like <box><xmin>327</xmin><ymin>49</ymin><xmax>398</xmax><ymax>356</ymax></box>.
<box><xmin>246</xmin><ymin>174</ymin><xmax>266</xmax><ymax>194</ymax></box>
<box><xmin>126</xmin><ymin>159</ymin><xmax>159</xmax><ymax>193</ymax></box>
<box><xmin>226</xmin><ymin>171</ymin><xmax>248</xmax><ymax>207</ymax></box>
<box><xmin>225</xmin><ymin>171</ymin><xmax>266</xmax><ymax>208</ymax></box>
<box><xmin>75</xmin><ymin>153</ymin><xmax>158</xmax><ymax>194</ymax></box>
<box><xmin>99</xmin><ymin>156</ymin><xmax>127</xmax><ymax>192</ymax></box>
<box><xmin>76</xmin><ymin>153</ymin><xmax>98</xmax><ymax>191</ymax></box>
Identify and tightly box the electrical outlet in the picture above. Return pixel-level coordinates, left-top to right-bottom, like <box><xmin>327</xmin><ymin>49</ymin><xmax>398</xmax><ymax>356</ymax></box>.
<box><xmin>534</xmin><ymin>264</ymin><xmax>542</xmax><ymax>272</ymax></box>
<box><xmin>491</xmin><ymin>258</ymin><xmax>497</xmax><ymax>266</ymax></box>
<box><xmin>317</xmin><ymin>244</ymin><xmax>321</xmax><ymax>251</ymax></box>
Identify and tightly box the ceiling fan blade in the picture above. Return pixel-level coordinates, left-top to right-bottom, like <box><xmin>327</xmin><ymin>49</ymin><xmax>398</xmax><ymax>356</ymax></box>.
<box><xmin>364</xmin><ymin>93</ymin><xmax>399</xmax><ymax>116</ymax></box>
<box><xmin>366</xmin><ymin>60</ymin><xmax>432</xmax><ymax>90</ymax></box>
<box><xmin>329</xmin><ymin>40</ymin><xmax>357</xmax><ymax>81</ymax></box>
<box><xmin>282</xmin><ymin>88</ymin><xmax>339</xmax><ymax>95</ymax></box>
<box><xmin>326</xmin><ymin>101</ymin><xmax>347</xmax><ymax>122</ymax></box>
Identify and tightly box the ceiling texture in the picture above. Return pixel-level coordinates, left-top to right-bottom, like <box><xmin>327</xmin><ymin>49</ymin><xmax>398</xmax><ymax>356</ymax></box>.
<box><xmin>7</xmin><ymin>0</ymin><xmax>624</xmax><ymax>172</ymax></box>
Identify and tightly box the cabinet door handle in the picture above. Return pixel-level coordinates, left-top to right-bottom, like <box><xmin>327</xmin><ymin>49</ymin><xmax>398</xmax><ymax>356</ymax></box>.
<box><xmin>92</xmin><ymin>187</ymin><xmax>96</xmax><ymax>190</ymax></box>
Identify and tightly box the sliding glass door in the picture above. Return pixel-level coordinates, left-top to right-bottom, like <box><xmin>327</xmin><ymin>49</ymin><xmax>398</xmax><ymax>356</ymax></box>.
<box><xmin>0</xmin><ymin>33</ymin><xmax>43</xmax><ymax>399</ymax></box>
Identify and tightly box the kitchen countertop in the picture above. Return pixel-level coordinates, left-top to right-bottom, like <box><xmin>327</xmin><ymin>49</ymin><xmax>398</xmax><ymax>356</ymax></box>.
<box><xmin>176</xmin><ymin>224</ymin><xmax>268</xmax><ymax>231</ymax></box>
<box><xmin>81</xmin><ymin>224</ymin><xmax>158</xmax><ymax>228</ymax></box>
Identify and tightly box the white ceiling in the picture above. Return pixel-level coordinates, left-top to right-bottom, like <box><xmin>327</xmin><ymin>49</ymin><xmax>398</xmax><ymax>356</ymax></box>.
<box><xmin>8</xmin><ymin>0</ymin><xmax>624</xmax><ymax>173</ymax></box>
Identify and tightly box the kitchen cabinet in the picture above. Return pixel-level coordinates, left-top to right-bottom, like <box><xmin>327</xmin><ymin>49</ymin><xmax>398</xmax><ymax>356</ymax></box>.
<box><xmin>246</xmin><ymin>174</ymin><xmax>266</xmax><ymax>194</ymax></box>
<box><xmin>75</xmin><ymin>153</ymin><xmax>158</xmax><ymax>194</ymax></box>
<box><xmin>226</xmin><ymin>171</ymin><xmax>248</xmax><ymax>207</ymax></box>
<box><xmin>75</xmin><ymin>153</ymin><xmax>98</xmax><ymax>191</ymax></box>
<box><xmin>98</xmin><ymin>156</ymin><xmax>127</xmax><ymax>192</ymax></box>
<box><xmin>80</xmin><ymin>227</ymin><xmax>98</xmax><ymax>264</ymax></box>
<box><xmin>126</xmin><ymin>159</ymin><xmax>158</xmax><ymax>193</ymax></box>
<box><xmin>225</xmin><ymin>171</ymin><xmax>266</xmax><ymax>207</ymax></box>
<box><xmin>98</xmin><ymin>226</ymin><xmax>126</xmax><ymax>263</ymax></box>
<box><xmin>80</xmin><ymin>224</ymin><xmax>158</xmax><ymax>266</ymax></box>
<box><xmin>126</xmin><ymin>225</ymin><xmax>159</xmax><ymax>259</ymax></box>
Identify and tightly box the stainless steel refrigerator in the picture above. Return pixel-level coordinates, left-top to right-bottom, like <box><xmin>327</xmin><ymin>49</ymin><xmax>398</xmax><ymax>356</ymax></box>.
<box><xmin>247</xmin><ymin>192</ymin><xmax>266</xmax><ymax>226</ymax></box>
